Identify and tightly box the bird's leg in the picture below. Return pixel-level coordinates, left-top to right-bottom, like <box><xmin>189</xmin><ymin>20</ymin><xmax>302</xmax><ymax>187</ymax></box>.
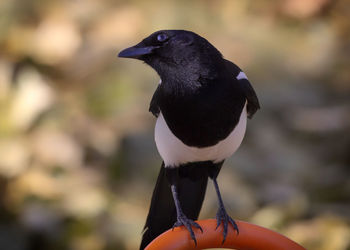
<box><xmin>209</xmin><ymin>163</ymin><xmax>239</xmax><ymax>243</ymax></box>
<box><xmin>165</xmin><ymin>168</ymin><xmax>203</xmax><ymax>245</ymax></box>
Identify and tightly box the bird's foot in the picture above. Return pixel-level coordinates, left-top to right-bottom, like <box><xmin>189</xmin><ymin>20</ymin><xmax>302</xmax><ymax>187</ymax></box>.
<box><xmin>172</xmin><ymin>214</ymin><xmax>203</xmax><ymax>245</ymax></box>
<box><xmin>215</xmin><ymin>207</ymin><xmax>239</xmax><ymax>243</ymax></box>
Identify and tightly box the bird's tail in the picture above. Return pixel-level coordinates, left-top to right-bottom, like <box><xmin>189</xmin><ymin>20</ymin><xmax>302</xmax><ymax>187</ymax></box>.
<box><xmin>140</xmin><ymin>162</ymin><xmax>209</xmax><ymax>249</ymax></box>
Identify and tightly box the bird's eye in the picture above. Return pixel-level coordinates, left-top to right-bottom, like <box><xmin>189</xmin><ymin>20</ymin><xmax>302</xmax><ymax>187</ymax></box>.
<box><xmin>157</xmin><ymin>33</ymin><xmax>168</xmax><ymax>42</ymax></box>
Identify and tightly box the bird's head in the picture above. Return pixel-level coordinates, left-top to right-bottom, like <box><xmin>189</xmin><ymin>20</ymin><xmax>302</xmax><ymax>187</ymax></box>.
<box><xmin>118</xmin><ymin>30</ymin><xmax>223</xmax><ymax>81</ymax></box>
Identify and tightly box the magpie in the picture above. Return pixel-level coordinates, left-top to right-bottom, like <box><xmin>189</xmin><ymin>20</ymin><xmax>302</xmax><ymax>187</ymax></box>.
<box><xmin>118</xmin><ymin>30</ymin><xmax>260</xmax><ymax>249</ymax></box>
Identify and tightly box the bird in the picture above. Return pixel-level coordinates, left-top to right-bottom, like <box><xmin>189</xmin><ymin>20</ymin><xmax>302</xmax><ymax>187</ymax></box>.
<box><xmin>118</xmin><ymin>30</ymin><xmax>260</xmax><ymax>250</ymax></box>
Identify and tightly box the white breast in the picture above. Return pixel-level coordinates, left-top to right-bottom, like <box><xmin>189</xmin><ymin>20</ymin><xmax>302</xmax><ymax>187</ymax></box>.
<box><xmin>155</xmin><ymin>103</ymin><xmax>247</xmax><ymax>167</ymax></box>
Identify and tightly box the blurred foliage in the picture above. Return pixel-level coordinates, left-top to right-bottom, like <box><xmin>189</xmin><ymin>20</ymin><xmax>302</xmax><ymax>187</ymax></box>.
<box><xmin>0</xmin><ymin>0</ymin><xmax>349</xmax><ymax>249</ymax></box>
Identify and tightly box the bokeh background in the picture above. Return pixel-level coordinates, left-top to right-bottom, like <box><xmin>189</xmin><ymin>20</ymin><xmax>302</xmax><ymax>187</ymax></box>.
<box><xmin>0</xmin><ymin>0</ymin><xmax>349</xmax><ymax>249</ymax></box>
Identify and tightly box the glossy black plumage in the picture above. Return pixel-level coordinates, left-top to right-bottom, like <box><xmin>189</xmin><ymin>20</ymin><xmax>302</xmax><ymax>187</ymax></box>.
<box><xmin>140</xmin><ymin>162</ymin><xmax>210</xmax><ymax>249</ymax></box>
<box><xmin>145</xmin><ymin>32</ymin><xmax>259</xmax><ymax>147</ymax></box>
<box><xmin>118</xmin><ymin>30</ymin><xmax>260</xmax><ymax>249</ymax></box>
<box><xmin>224</xmin><ymin>59</ymin><xmax>260</xmax><ymax>118</ymax></box>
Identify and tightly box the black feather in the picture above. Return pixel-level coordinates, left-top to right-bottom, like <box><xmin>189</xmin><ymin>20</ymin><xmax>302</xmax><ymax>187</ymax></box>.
<box><xmin>140</xmin><ymin>162</ymin><xmax>210</xmax><ymax>249</ymax></box>
<box><xmin>224</xmin><ymin>59</ymin><xmax>260</xmax><ymax>118</ymax></box>
<box><xmin>149</xmin><ymin>85</ymin><xmax>161</xmax><ymax>117</ymax></box>
<box><xmin>238</xmin><ymin>78</ymin><xmax>260</xmax><ymax>118</ymax></box>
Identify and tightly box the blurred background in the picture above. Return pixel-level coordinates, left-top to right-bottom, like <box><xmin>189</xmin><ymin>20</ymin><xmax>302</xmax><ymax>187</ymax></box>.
<box><xmin>0</xmin><ymin>0</ymin><xmax>349</xmax><ymax>249</ymax></box>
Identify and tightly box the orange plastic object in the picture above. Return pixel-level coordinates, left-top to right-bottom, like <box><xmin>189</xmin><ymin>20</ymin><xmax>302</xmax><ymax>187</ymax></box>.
<box><xmin>145</xmin><ymin>219</ymin><xmax>305</xmax><ymax>250</ymax></box>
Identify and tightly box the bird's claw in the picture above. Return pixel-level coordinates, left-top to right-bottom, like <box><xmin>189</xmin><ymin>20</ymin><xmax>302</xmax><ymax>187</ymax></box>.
<box><xmin>215</xmin><ymin>208</ymin><xmax>239</xmax><ymax>243</ymax></box>
<box><xmin>172</xmin><ymin>214</ymin><xmax>203</xmax><ymax>245</ymax></box>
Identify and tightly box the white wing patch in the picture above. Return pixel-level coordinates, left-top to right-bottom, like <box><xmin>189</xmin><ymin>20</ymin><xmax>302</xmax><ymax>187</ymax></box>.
<box><xmin>236</xmin><ymin>71</ymin><xmax>248</xmax><ymax>80</ymax></box>
<box><xmin>155</xmin><ymin>103</ymin><xmax>247</xmax><ymax>167</ymax></box>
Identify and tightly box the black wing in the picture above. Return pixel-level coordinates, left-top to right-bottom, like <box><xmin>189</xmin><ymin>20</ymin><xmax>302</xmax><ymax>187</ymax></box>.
<box><xmin>225</xmin><ymin>59</ymin><xmax>260</xmax><ymax>119</ymax></box>
<box><xmin>149</xmin><ymin>84</ymin><xmax>161</xmax><ymax>117</ymax></box>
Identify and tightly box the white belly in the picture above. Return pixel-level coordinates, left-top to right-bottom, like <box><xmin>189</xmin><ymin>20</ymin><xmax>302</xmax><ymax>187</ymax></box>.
<box><xmin>155</xmin><ymin>103</ymin><xmax>247</xmax><ymax>167</ymax></box>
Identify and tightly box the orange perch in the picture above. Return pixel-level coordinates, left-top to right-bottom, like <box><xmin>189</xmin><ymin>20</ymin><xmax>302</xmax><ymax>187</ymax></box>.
<box><xmin>145</xmin><ymin>219</ymin><xmax>305</xmax><ymax>250</ymax></box>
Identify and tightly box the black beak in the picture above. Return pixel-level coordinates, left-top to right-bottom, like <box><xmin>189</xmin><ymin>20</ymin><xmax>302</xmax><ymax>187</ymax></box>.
<box><xmin>118</xmin><ymin>45</ymin><xmax>160</xmax><ymax>59</ymax></box>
